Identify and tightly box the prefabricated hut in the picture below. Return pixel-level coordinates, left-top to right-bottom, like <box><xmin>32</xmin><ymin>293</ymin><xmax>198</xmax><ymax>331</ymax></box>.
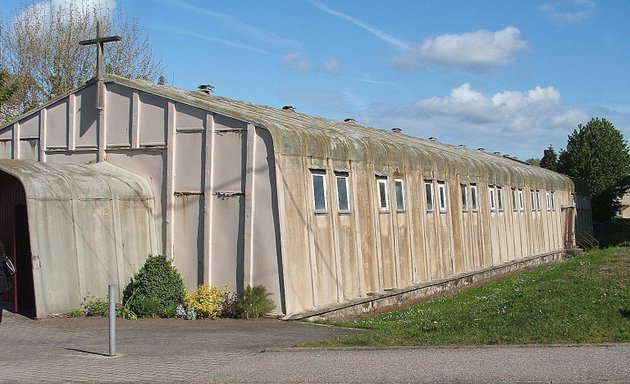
<box><xmin>0</xmin><ymin>74</ymin><xmax>591</xmax><ymax>318</ymax></box>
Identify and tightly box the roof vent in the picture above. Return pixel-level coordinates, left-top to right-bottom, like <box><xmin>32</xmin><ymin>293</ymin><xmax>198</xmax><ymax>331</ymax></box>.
<box><xmin>493</xmin><ymin>151</ymin><xmax>501</xmax><ymax>155</ymax></box>
<box><xmin>459</xmin><ymin>144</ymin><xmax>467</xmax><ymax>148</ymax></box>
<box><xmin>197</xmin><ymin>84</ymin><xmax>214</xmax><ymax>94</ymax></box>
<box><xmin>282</xmin><ymin>105</ymin><xmax>295</xmax><ymax>112</ymax></box>
<box><xmin>391</xmin><ymin>127</ymin><xmax>402</xmax><ymax>134</ymax></box>
<box><xmin>344</xmin><ymin>118</ymin><xmax>356</xmax><ymax>124</ymax></box>
<box><xmin>477</xmin><ymin>147</ymin><xmax>485</xmax><ymax>151</ymax></box>
<box><xmin>428</xmin><ymin>137</ymin><xmax>437</xmax><ymax>142</ymax></box>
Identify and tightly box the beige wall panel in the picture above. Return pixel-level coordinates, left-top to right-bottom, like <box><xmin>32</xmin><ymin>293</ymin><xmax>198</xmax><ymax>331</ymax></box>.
<box><xmin>210</xmin><ymin>196</ymin><xmax>242</xmax><ymax>289</ymax></box>
<box><xmin>45</xmin><ymin>152</ymin><xmax>98</xmax><ymax>164</ymax></box>
<box><xmin>409</xmin><ymin>179</ymin><xmax>428</xmax><ymax>284</ymax></box>
<box><xmin>0</xmin><ymin>128</ymin><xmax>12</xmax><ymax>139</ymax></box>
<box><xmin>74</xmin><ymin>88</ymin><xmax>98</xmax><ymax>148</ymax></box>
<box><xmin>337</xmin><ymin>215</ymin><xmax>360</xmax><ymax>299</ymax></box>
<box><xmin>0</xmin><ymin>140</ymin><xmax>11</xmax><ymax>159</ymax></box>
<box><xmin>250</xmin><ymin>128</ymin><xmax>282</xmax><ymax>308</ymax></box>
<box><xmin>425</xmin><ymin>214</ymin><xmax>441</xmax><ymax>279</ymax></box>
<box><xmin>213</xmin><ymin>130</ymin><xmax>245</xmax><ymax>191</ymax></box>
<box><xmin>47</xmin><ymin>100</ymin><xmax>69</xmax><ymax>148</ymax></box>
<box><xmin>138</xmin><ymin>92</ymin><xmax>167</xmax><ymax>145</ymax></box>
<box><xmin>19</xmin><ymin>140</ymin><xmax>39</xmax><ymax>160</ymax></box>
<box><xmin>396</xmin><ymin>213</ymin><xmax>413</xmax><ymax>287</ymax></box>
<box><xmin>176</xmin><ymin>104</ymin><xmax>205</xmax><ymax>129</ymax></box>
<box><xmin>313</xmin><ymin>215</ymin><xmax>337</xmax><ymax>306</ymax></box>
<box><xmin>450</xmin><ymin>186</ymin><xmax>464</xmax><ymax>274</ymax></box>
<box><xmin>175</xmin><ymin>132</ymin><xmax>203</xmax><ymax>192</ymax></box>
<box><xmin>354</xmin><ymin>167</ymin><xmax>379</xmax><ymax>293</ymax></box>
<box><xmin>438</xmin><ymin>212</ymin><xmax>454</xmax><ymax>277</ymax></box>
<box><xmin>379</xmin><ymin>213</ymin><xmax>396</xmax><ymax>289</ymax></box>
<box><xmin>173</xmin><ymin>194</ymin><xmax>203</xmax><ymax>290</ymax></box>
<box><xmin>105</xmin><ymin>85</ymin><xmax>132</xmax><ymax>147</ymax></box>
<box><xmin>279</xmin><ymin>157</ymin><xmax>314</xmax><ymax>312</ymax></box>
<box><xmin>215</xmin><ymin>114</ymin><xmax>247</xmax><ymax>130</ymax></box>
<box><xmin>19</xmin><ymin>113</ymin><xmax>39</xmax><ymax>137</ymax></box>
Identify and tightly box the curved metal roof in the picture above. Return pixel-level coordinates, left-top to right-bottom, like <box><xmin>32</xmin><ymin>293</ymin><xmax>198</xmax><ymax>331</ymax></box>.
<box><xmin>0</xmin><ymin>160</ymin><xmax>154</xmax><ymax>201</ymax></box>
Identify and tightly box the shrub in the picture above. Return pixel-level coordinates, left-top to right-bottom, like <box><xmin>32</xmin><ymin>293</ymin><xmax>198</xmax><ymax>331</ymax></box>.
<box><xmin>239</xmin><ymin>285</ymin><xmax>275</xmax><ymax>319</ymax></box>
<box><xmin>83</xmin><ymin>296</ymin><xmax>109</xmax><ymax>317</ymax></box>
<box><xmin>185</xmin><ymin>284</ymin><xmax>227</xmax><ymax>319</ymax></box>
<box><xmin>68</xmin><ymin>308</ymin><xmax>83</xmax><ymax>318</ymax></box>
<box><xmin>221</xmin><ymin>291</ymin><xmax>243</xmax><ymax>318</ymax></box>
<box><xmin>123</xmin><ymin>255</ymin><xmax>185</xmax><ymax>318</ymax></box>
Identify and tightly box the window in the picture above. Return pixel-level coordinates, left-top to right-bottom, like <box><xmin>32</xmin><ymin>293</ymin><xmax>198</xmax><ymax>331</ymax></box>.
<box><xmin>550</xmin><ymin>192</ymin><xmax>555</xmax><ymax>211</ymax></box>
<box><xmin>335</xmin><ymin>173</ymin><xmax>350</xmax><ymax>212</ymax></box>
<box><xmin>471</xmin><ymin>183</ymin><xmax>478</xmax><ymax>211</ymax></box>
<box><xmin>395</xmin><ymin>178</ymin><xmax>405</xmax><ymax>211</ymax></box>
<box><xmin>536</xmin><ymin>190</ymin><xmax>541</xmax><ymax>211</ymax></box>
<box><xmin>438</xmin><ymin>181</ymin><xmax>447</xmax><ymax>213</ymax></box>
<box><xmin>489</xmin><ymin>186</ymin><xmax>496</xmax><ymax>211</ymax></box>
<box><xmin>461</xmin><ymin>184</ymin><xmax>469</xmax><ymax>212</ymax></box>
<box><xmin>425</xmin><ymin>180</ymin><xmax>434</xmax><ymax>212</ymax></box>
<box><xmin>311</xmin><ymin>171</ymin><xmax>327</xmax><ymax>213</ymax></box>
<box><xmin>497</xmin><ymin>186</ymin><xmax>504</xmax><ymax>211</ymax></box>
<box><xmin>512</xmin><ymin>188</ymin><xmax>518</xmax><ymax>212</ymax></box>
<box><xmin>546</xmin><ymin>191</ymin><xmax>551</xmax><ymax>211</ymax></box>
<box><xmin>518</xmin><ymin>189</ymin><xmax>524</xmax><ymax>211</ymax></box>
<box><xmin>377</xmin><ymin>177</ymin><xmax>389</xmax><ymax>211</ymax></box>
<box><xmin>530</xmin><ymin>190</ymin><xmax>536</xmax><ymax>211</ymax></box>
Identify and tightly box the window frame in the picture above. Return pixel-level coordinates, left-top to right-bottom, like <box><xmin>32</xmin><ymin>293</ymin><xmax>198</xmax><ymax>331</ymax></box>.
<box><xmin>461</xmin><ymin>183</ymin><xmax>469</xmax><ymax>212</ymax></box>
<box><xmin>311</xmin><ymin>170</ymin><xmax>328</xmax><ymax>213</ymax></box>
<box><xmin>530</xmin><ymin>190</ymin><xmax>536</xmax><ymax>211</ymax></box>
<box><xmin>511</xmin><ymin>188</ymin><xmax>518</xmax><ymax>212</ymax></box>
<box><xmin>377</xmin><ymin>177</ymin><xmax>389</xmax><ymax>212</ymax></box>
<box><xmin>438</xmin><ymin>181</ymin><xmax>448</xmax><ymax>213</ymax></box>
<box><xmin>470</xmin><ymin>183</ymin><xmax>479</xmax><ymax>212</ymax></box>
<box><xmin>394</xmin><ymin>178</ymin><xmax>406</xmax><ymax>212</ymax></box>
<box><xmin>335</xmin><ymin>172</ymin><xmax>351</xmax><ymax>213</ymax></box>
<box><xmin>536</xmin><ymin>190</ymin><xmax>542</xmax><ymax>211</ymax></box>
<box><xmin>424</xmin><ymin>180</ymin><xmax>435</xmax><ymax>212</ymax></box>
<box><xmin>518</xmin><ymin>188</ymin><xmax>524</xmax><ymax>211</ymax></box>
<box><xmin>497</xmin><ymin>186</ymin><xmax>504</xmax><ymax>211</ymax></box>
<box><xmin>489</xmin><ymin>185</ymin><xmax>497</xmax><ymax>212</ymax></box>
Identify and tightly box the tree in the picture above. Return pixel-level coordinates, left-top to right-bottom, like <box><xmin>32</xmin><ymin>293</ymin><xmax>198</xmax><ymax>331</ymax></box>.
<box><xmin>0</xmin><ymin>0</ymin><xmax>164</xmax><ymax>120</ymax></box>
<box><xmin>525</xmin><ymin>158</ymin><xmax>540</xmax><ymax>166</ymax></box>
<box><xmin>539</xmin><ymin>145</ymin><xmax>558</xmax><ymax>172</ymax></box>
<box><xmin>0</xmin><ymin>70</ymin><xmax>20</xmax><ymax>123</ymax></box>
<box><xmin>558</xmin><ymin>118</ymin><xmax>630</xmax><ymax>221</ymax></box>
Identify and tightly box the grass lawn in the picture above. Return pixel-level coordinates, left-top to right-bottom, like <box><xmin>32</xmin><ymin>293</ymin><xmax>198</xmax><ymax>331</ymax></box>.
<box><xmin>307</xmin><ymin>247</ymin><xmax>630</xmax><ymax>347</ymax></box>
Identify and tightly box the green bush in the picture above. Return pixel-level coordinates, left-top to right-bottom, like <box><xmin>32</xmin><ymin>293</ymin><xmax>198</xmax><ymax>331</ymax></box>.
<box><xmin>123</xmin><ymin>255</ymin><xmax>185</xmax><ymax>318</ymax></box>
<box><xmin>184</xmin><ymin>284</ymin><xmax>226</xmax><ymax>318</ymax></box>
<box><xmin>84</xmin><ymin>296</ymin><xmax>109</xmax><ymax>317</ymax></box>
<box><xmin>239</xmin><ymin>285</ymin><xmax>275</xmax><ymax>319</ymax></box>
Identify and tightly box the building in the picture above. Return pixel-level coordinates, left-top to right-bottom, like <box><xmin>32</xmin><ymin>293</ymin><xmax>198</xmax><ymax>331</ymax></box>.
<box><xmin>0</xmin><ymin>74</ymin><xmax>591</xmax><ymax>318</ymax></box>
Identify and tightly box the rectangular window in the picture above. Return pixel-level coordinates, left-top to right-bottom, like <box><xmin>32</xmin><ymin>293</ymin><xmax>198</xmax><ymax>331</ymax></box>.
<box><xmin>530</xmin><ymin>190</ymin><xmax>536</xmax><ymax>211</ymax></box>
<box><xmin>335</xmin><ymin>173</ymin><xmax>350</xmax><ymax>212</ymax></box>
<box><xmin>461</xmin><ymin>184</ymin><xmax>469</xmax><ymax>212</ymax></box>
<box><xmin>546</xmin><ymin>191</ymin><xmax>551</xmax><ymax>211</ymax></box>
<box><xmin>489</xmin><ymin>186</ymin><xmax>496</xmax><ymax>211</ymax></box>
<box><xmin>497</xmin><ymin>186</ymin><xmax>504</xmax><ymax>211</ymax></box>
<box><xmin>438</xmin><ymin>181</ymin><xmax>447</xmax><ymax>213</ymax></box>
<box><xmin>395</xmin><ymin>178</ymin><xmax>405</xmax><ymax>211</ymax></box>
<box><xmin>377</xmin><ymin>177</ymin><xmax>389</xmax><ymax>211</ymax></box>
<box><xmin>425</xmin><ymin>180</ymin><xmax>434</xmax><ymax>212</ymax></box>
<box><xmin>536</xmin><ymin>190</ymin><xmax>541</xmax><ymax>211</ymax></box>
<box><xmin>471</xmin><ymin>183</ymin><xmax>478</xmax><ymax>211</ymax></box>
<box><xmin>311</xmin><ymin>171</ymin><xmax>327</xmax><ymax>213</ymax></box>
<box><xmin>512</xmin><ymin>188</ymin><xmax>518</xmax><ymax>212</ymax></box>
<box><xmin>550</xmin><ymin>192</ymin><xmax>555</xmax><ymax>211</ymax></box>
<box><xmin>518</xmin><ymin>189</ymin><xmax>524</xmax><ymax>211</ymax></box>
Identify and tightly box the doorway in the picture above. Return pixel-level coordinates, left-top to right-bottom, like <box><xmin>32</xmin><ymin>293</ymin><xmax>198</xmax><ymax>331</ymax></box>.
<box><xmin>0</xmin><ymin>171</ymin><xmax>36</xmax><ymax>317</ymax></box>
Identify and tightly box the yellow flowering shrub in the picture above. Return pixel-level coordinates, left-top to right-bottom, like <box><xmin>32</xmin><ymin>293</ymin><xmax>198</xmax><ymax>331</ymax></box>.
<box><xmin>184</xmin><ymin>284</ymin><xmax>227</xmax><ymax>318</ymax></box>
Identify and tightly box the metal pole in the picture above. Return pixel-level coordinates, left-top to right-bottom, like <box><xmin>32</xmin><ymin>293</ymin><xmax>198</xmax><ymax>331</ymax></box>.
<box><xmin>108</xmin><ymin>284</ymin><xmax>116</xmax><ymax>357</ymax></box>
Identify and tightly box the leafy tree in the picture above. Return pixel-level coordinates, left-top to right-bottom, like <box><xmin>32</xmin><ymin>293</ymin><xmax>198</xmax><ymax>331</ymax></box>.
<box><xmin>0</xmin><ymin>70</ymin><xmax>20</xmax><ymax>123</ymax></box>
<box><xmin>1</xmin><ymin>0</ymin><xmax>164</xmax><ymax>119</ymax></box>
<box><xmin>525</xmin><ymin>158</ymin><xmax>540</xmax><ymax>166</ymax></box>
<box><xmin>539</xmin><ymin>145</ymin><xmax>559</xmax><ymax>172</ymax></box>
<box><xmin>558</xmin><ymin>118</ymin><xmax>630</xmax><ymax>221</ymax></box>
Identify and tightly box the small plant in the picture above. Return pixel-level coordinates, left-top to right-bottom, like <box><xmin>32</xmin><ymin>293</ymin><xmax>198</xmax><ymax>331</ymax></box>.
<box><xmin>221</xmin><ymin>291</ymin><xmax>243</xmax><ymax>318</ymax></box>
<box><xmin>239</xmin><ymin>285</ymin><xmax>275</xmax><ymax>319</ymax></box>
<box><xmin>83</xmin><ymin>296</ymin><xmax>109</xmax><ymax>317</ymax></box>
<box><xmin>68</xmin><ymin>308</ymin><xmax>83</xmax><ymax>318</ymax></box>
<box><xmin>176</xmin><ymin>304</ymin><xmax>198</xmax><ymax>320</ymax></box>
<box><xmin>116</xmin><ymin>302</ymin><xmax>138</xmax><ymax>320</ymax></box>
<box><xmin>122</xmin><ymin>255</ymin><xmax>186</xmax><ymax>318</ymax></box>
<box><xmin>185</xmin><ymin>284</ymin><xmax>227</xmax><ymax>319</ymax></box>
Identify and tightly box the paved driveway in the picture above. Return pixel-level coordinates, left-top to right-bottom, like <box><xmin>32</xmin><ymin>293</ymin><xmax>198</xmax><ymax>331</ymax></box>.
<box><xmin>1</xmin><ymin>310</ymin><xmax>628</xmax><ymax>383</ymax></box>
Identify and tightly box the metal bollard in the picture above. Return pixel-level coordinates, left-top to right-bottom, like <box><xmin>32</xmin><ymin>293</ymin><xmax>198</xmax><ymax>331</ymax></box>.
<box><xmin>108</xmin><ymin>284</ymin><xmax>116</xmax><ymax>356</ymax></box>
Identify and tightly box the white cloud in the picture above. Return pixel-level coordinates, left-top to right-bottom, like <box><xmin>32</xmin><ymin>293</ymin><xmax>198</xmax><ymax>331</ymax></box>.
<box><xmin>540</xmin><ymin>0</ymin><xmax>596</xmax><ymax>24</ymax></box>
<box><xmin>395</xmin><ymin>27</ymin><xmax>528</xmax><ymax>71</ymax></box>
<box><xmin>15</xmin><ymin>0</ymin><xmax>116</xmax><ymax>25</ymax></box>
<box><xmin>282</xmin><ymin>51</ymin><xmax>342</xmax><ymax>75</ymax></box>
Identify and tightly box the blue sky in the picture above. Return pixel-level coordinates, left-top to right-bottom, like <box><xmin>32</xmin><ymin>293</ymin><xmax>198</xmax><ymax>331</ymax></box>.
<box><xmin>3</xmin><ymin>0</ymin><xmax>629</xmax><ymax>160</ymax></box>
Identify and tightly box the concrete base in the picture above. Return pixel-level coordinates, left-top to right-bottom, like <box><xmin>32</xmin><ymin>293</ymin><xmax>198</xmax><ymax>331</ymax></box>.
<box><xmin>287</xmin><ymin>250</ymin><xmax>567</xmax><ymax>321</ymax></box>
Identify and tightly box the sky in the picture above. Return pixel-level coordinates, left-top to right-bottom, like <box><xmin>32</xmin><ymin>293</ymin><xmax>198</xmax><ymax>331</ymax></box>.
<box><xmin>2</xmin><ymin>0</ymin><xmax>629</xmax><ymax>160</ymax></box>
